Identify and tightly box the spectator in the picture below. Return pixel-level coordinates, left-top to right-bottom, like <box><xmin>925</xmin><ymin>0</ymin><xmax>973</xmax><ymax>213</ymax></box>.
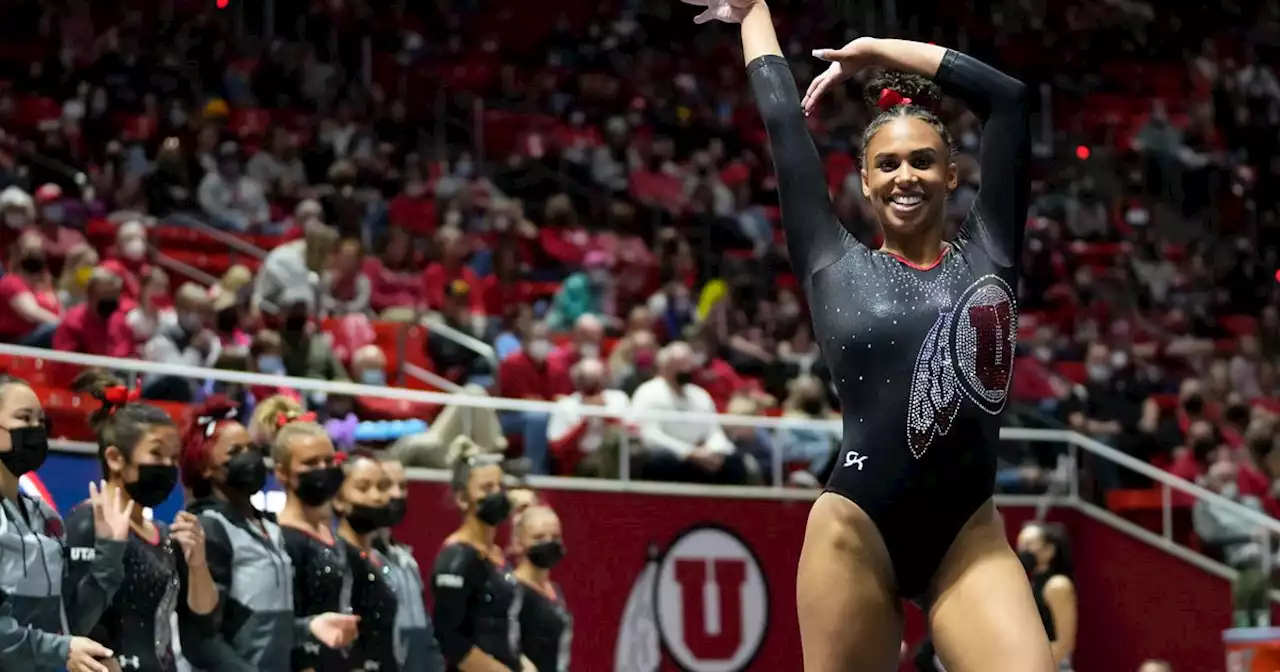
<box><xmin>253</xmin><ymin>224</ymin><xmax>338</xmax><ymax>320</ymax></box>
<box><xmin>29</xmin><ymin>183</ymin><xmax>87</xmax><ymax>274</ymax></box>
<box><xmin>320</xmin><ymin>238</ymin><xmax>372</xmax><ymax>317</ymax></box>
<box><xmin>247</xmin><ymin>128</ymin><xmax>307</xmax><ymax>200</ymax></box>
<box><xmin>547</xmin><ymin>314</ymin><xmax>605</xmax><ymax>397</ymax></box>
<box><xmin>545</xmin><ymin>251</ymin><xmax>613</xmax><ymax>331</ymax></box>
<box><xmin>145</xmin><ymin>137</ymin><xmax>195</xmax><ymax>218</ymax></box>
<box><xmin>546</xmin><ymin>357</ymin><xmax>631</xmax><ymax>477</ymax></box>
<box><xmin>197</xmin><ymin>141</ymin><xmax>271</xmax><ymax>232</ymax></box>
<box><xmin>493</xmin><ymin>303</ymin><xmax>535</xmax><ymax>362</ymax></box>
<box><xmin>608</xmin><ymin>329</ymin><xmax>657</xmax><ymax>390</ymax></box>
<box><xmin>141</xmin><ymin>282</ymin><xmax>219</xmax><ymax>401</ymax></box>
<box><xmin>51</xmin><ymin>267</ymin><xmax>132</xmax><ymax>360</ymax></box>
<box><xmin>631</xmin><ymin>342</ymin><xmax>745</xmax><ymax>485</ymax></box>
<box><xmin>1193</xmin><ymin>458</ymin><xmax>1268</xmax><ymax>567</ymax></box>
<box><xmin>1170</xmin><ymin>419</ymin><xmax>1220</xmax><ymax>485</ymax></box>
<box><xmin>280</xmin><ymin>301</ymin><xmax>349</xmax><ymax>384</ymax></box>
<box><xmin>211</xmin><ymin>290</ymin><xmax>252</xmax><ymax>355</ymax></box>
<box><xmin>366</xmin><ymin>226</ymin><xmax>422</xmax><ymax>319</ymax></box>
<box><xmin>0</xmin><ymin>232</ymin><xmax>62</xmax><ymax>346</ymax></box>
<box><xmin>100</xmin><ymin>220</ymin><xmax>152</xmax><ymax>303</ymax></box>
<box><xmin>0</xmin><ymin>186</ymin><xmax>35</xmax><ymax>248</ymax></box>
<box><xmin>774</xmin><ymin>375</ymin><xmax>839</xmax><ymax>486</ymax></box>
<box><xmin>426</xmin><ymin>280</ymin><xmax>487</xmax><ymax>384</ymax></box>
<box><xmin>349</xmin><ymin>344</ymin><xmax>438</xmax><ymax>422</ymax></box>
<box><xmin>246</xmin><ymin>329</ymin><xmax>297</xmax><ymax>403</ymax></box>
<box><xmin>124</xmin><ymin>268</ymin><xmax>174</xmax><ymax>346</ymax></box>
<box><xmin>422</xmin><ymin>226</ymin><xmax>481</xmax><ymax>313</ymax></box>
<box><xmin>478</xmin><ymin>241</ymin><xmax>530</xmax><ymax>320</ymax></box>
<box><xmin>55</xmin><ymin>243</ymin><xmax>99</xmax><ymax>308</ymax></box>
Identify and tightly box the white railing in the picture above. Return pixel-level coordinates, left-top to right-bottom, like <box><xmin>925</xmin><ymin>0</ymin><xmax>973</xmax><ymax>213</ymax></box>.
<box><xmin>7</xmin><ymin>343</ymin><xmax>1278</xmax><ymax>586</ymax></box>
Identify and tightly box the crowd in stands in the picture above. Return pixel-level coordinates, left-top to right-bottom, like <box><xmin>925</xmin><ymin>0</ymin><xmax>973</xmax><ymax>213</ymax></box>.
<box><xmin>0</xmin><ymin>0</ymin><xmax>1277</xmax><ymax>534</ymax></box>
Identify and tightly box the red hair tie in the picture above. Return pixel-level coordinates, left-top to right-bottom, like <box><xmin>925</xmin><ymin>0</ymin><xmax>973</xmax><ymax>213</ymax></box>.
<box><xmin>276</xmin><ymin>411</ymin><xmax>317</xmax><ymax>428</ymax></box>
<box><xmin>333</xmin><ymin>452</ymin><xmax>349</xmax><ymax>467</ymax></box>
<box><xmin>101</xmin><ymin>381</ymin><xmax>142</xmax><ymax>412</ymax></box>
<box><xmin>877</xmin><ymin>88</ymin><xmax>913</xmax><ymax>111</ymax></box>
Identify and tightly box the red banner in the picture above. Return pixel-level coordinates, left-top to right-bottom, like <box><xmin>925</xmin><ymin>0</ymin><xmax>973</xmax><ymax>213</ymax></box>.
<box><xmin>395</xmin><ymin>482</ymin><xmax>1236</xmax><ymax>672</ymax></box>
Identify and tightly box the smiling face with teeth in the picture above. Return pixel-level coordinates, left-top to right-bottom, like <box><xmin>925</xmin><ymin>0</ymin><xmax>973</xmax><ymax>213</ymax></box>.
<box><xmin>861</xmin><ymin>116</ymin><xmax>958</xmax><ymax>240</ymax></box>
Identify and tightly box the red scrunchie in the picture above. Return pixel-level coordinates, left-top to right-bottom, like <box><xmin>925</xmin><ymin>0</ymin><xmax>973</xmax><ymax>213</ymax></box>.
<box><xmin>877</xmin><ymin>88</ymin><xmax>913</xmax><ymax>111</ymax></box>
<box><xmin>276</xmin><ymin>411</ymin><xmax>317</xmax><ymax>428</ymax></box>
<box><xmin>333</xmin><ymin>452</ymin><xmax>349</xmax><ymax>467</ymax></box>
<box><xmin>101</xmin><ymin>382</ymin><xmax>142</xmax><ymax>411</ymax></box>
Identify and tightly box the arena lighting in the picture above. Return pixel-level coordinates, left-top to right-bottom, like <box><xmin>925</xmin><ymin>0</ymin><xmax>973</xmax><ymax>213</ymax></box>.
<box><xmin>1075</xmin><ymin>145</ymin><xmax>1090</xmax><ymax>160</ymax></box>
<box><xmin>216</xmin><ymin>0</ymin><xmax>228</xmax><ymax>8</ymax></box>
<box><xmin>1274</xmin><ymin>268</ymin><xmax>1280</xmax><ymax>283</ymax></box>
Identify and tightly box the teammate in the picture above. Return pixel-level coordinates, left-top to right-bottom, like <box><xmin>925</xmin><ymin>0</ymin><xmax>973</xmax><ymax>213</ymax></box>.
<box><xmin>274</xmin><ymin>420</ymin><xmax>351</xmax><ymax>672</ymax></box>
<box><xmin>513</xmin><ymin>505</ymin><xmax>572</xmax><ymax>672</ymax></box>
<box><xmin>333</xmin><ymin>450</ymin><xmax>399</xmax><ymax>672</ymax></box>
<box><xmin>65</xmin><ymin>372</ymin><xmax>219</xmax><ymax>672</ymax></box>
<box><xmin>1017</xmin><ymin>523</ymin><xmax>1077</xmax><ymax>670</ymax></box>
<box><xmin>179</xmin><ymin>398</ymin><xmax>357</xmax><ymax>671</ymax></box>
<box><xmin>0</xmin><ymin>374</ymin><xmax>125</xmax><ymax>672</ymax></box>
<box><xmin>431</xmin><ymin>452</ymin><xmax>533</xmax><ymax>672</ymax></box>
<box><xmin>686</xmin><ymin>1</ymin><xmax>1051</xmax><ymax>669</ymax></box>
<box><xmin>377</xmin><ymin>459</ymin><xmax>446</xmax><ymax>672</ymax></box>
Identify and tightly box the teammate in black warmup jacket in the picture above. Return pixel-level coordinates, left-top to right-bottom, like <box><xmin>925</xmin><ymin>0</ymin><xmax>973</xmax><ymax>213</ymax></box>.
<box><xmin>512</xmin><ymin>506</ymin><xmax>572</xmax><ymax>672</ymax></box>
<box><xmin>273</xmin><ymin>420</ymin><xmax>352</xmax><ymax>672</ymax></box>
<box><xmin>431</xmin><ymin>453</ymin><xmax>532</xmax><ymax>672</ymax></box>
<box><xmin>685</xmin><ymin>1</ymin><xmax>1052</xmax><ymax>669</ymax></box>
<box><xmin>65</xmin><ymin>372</ymin><xmax>219</xmax><ymax>672</ymax></box>
<box><xmin>377</xmin><ymin>459</ymin><xmax>445</xmax><ymax>672</ymax></box>
<box><xmin>0</xmin><ymin>374</ymin><xmax>125</xmax><ymax>672</ymax></box>
<box><xmin>178</xmin><ymin>399</ymin><xmax>358</xmax><ymax>672</ymax></box>
<box><xmin>333</xmin><ymin>450</ymin><xmax>399</xmax><ymax>672</ymax></box>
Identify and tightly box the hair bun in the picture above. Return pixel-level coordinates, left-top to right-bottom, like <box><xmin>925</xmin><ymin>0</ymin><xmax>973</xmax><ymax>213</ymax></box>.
<box><xmin>863</xmin><ymin>71</ymin><xmax>943</xmax><ymax>112</ymax></box>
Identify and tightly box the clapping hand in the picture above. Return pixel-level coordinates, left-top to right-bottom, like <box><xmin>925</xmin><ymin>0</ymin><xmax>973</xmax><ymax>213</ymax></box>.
<box><xmin>680</xmin><ymin>0</ymin><xmax>757</xmax><ymax>24</ymax></box>
<box><xmin>802</xmin><ymin>38</ymin><xmax>878</xmax><ymax>116</ymax></box>
<box><xmin>66</xmin><ymin>636</ymin><xmax>112</xmax><ymax>672</ymax></box>
<box><xmin>90</xmin><ymin>481</ymin><xmax>134</xmax><ymax>542</ymax></box>
<box><xmin>170</xmin><ymin>511</ymin><xmax>207</xmax><ymax>568</ymax></box>
<box><xmin>309</xmin><ymin>612</ymin><xmax>360</xmax><ymax>649</ymax></box>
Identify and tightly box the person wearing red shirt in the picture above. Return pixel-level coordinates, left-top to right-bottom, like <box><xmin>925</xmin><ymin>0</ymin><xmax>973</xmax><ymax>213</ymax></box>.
<box><xmin>0</xmin><ymin>232</ymin><xmax>62</xmax><ymax>346</ymax></box>
<box><xmin>421</xmin><ymin>226</ymin><xmax>482</xmax><ymax>313</ymax></box>
<box><xmin>100</xmin><ymin>220</ymin><xmax>153</xmax><ymax>305</ymax></box>
<box><xmin>30</xmin><ymin>183</ymin><xmax>87</xmax><ymax>275</ymax></box>
<box><xmin>497</xmin><ymin>324</ymin><xmax>555</xmax><ymax>474</ymax></box>
<box><xmin>546</xmin><ymin>314</ymin><xmax>605</xmax><ymax>398</ymax></box>
<box><xmin>478</xmin><ymin>241</ymin><xmax>530</xmax><ymax>318</ymax></box>
<box><xmin>366</xmin><ymin>226</ymin><xmax>422</xmax><ymax>316</ymax></box>
<box><xmin>51</xmin><ymin>267</ymin><xmax>133</xmax><ymax>383</ymax></box>
<box><xmin>535</xmin><ymin>194</ymin><xmax>592</xmax><ymax>272</ymax></box>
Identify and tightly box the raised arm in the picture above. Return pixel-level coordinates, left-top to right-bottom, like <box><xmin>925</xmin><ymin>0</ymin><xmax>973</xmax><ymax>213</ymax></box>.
<box><xmin>738</xmin><ymin>2</ymin><xmax>856</xmax><ymax>279</ymax></box>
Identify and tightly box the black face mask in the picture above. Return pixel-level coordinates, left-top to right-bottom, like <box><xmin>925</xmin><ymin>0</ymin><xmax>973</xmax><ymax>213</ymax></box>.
<box><xmin>386</xmin><ymin>497</ymin><xmax>408</xmax><ymax>527</ymax></box>
<box><xmin>475</xmin><ymin>491</ymin><xmax>511</xmax><ymax>527</ymax></box>
<box><xmin>19</xmin><ymin>256</ymin><xmax>45</xmax><ymax>274</ymax></box>
<box><xmin>294</xmin><ymin>466</ymin><xmax>344</xmax><ymax>507</ymax></box>
<box><xmin>674</xmin><ymin>371</ymin><xmax>694</xmax><ymax>387</ymax></box>
<box><xmin>1183</xmin><ymin>395</ymin><xmax>1205</xmax><ymax>416</ymax></box>
<box><xmin>96</xmin><ymin>297</ymin><xmax>119</xmax><ymax>319</ymax></box>
<box><xmin>1017</xmin><ymin>550</ymin><xmax>1037</xmax><ymax>573</ymax></box>
<box><xmin>0</xmin><ymin>425</ymin><xmax>49</xmax><ymax>477</ymax></box>
<box><xmin>1226</xmin><ymin>405</ymin><xmax>1250</xmax><ymax>426</ymax></box>
<box><xmin>216</xmin><ymin>309</ymin><xmax>239</xmax><ymax>333</ymax></box>
<box><xmin>284</xmin><ymin>314</ymin><xmax>308</xmax><ymax>334</ymax></box>
<box><xmin>125</xmin><ymin>464</ymin><xmax>179</xmax><ymax>508</ymax></box>
<box><xmin>221</xmin><ymin>450</ymin><xmax>268</xmax><ymax>496</ymax></box>
<box><xmin>801</xmin><ymin>399</ymin><xmax>824</xmax><ymax>416</ymax></box>
<box><xmin>345</xmin><ymin>504</ymin><xmax>390</xmax><ymax>535</ymax></box>
<box><xmin>526</xmin><ymin>540</ymin><xmax>566</xmax><ymax>570</ymax></box>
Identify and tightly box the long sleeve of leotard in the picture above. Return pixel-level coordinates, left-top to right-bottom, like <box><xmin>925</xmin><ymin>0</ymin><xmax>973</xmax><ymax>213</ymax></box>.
<box><xmin>748</xmin><ymin>55</ymin><xmax>858</xmax><ymax>280</ymax></box>
<box><xmin>934</xmin><ymin>50</ymin><xmax>1030</xmax><ymax>267</ymax></box>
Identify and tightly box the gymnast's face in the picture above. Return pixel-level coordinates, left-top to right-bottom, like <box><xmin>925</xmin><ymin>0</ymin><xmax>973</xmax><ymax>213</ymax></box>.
<box><xmin>861</xmin><ymin>116</ymin><xmax>957</xmax><ymax>239</ymax></box>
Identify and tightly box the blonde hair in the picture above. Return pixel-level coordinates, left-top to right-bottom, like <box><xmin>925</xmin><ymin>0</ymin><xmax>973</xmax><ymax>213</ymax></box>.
<box><xmin>272</xmin><ymin>421</ymin><xmax>331</xmax><ymax>470</ymax></box>
<box><xmin>250</xmin><ymin>394</ymin><xmax>305</xmax><ymax>444</ymax></box>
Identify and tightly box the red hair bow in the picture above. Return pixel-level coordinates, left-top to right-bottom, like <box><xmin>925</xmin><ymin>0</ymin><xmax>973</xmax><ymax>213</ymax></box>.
<box><xmin>332</xmin><ymin>452</ymin><xmax>349</xmax><ymax>467</ymax></box>
<box><xmin>276</xmin><ymin>411</ymin><xmax>317</xmax><ymax>428</ymax></box>
<box><xmin>877</xmin><ymin>88</ymin><xmax>913</xmax><ymax>111</ymax></box>
<box><xmin>101</xmin><ymin>383</ymin><xmax>142</xmax><ymax>408</ymax></box>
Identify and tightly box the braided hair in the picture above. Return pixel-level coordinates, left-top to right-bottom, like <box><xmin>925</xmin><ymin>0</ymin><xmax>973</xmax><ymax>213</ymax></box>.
<box><xmin>860</xmin><ymin>71</ymin><xmax>955</xmax><ymax>161</ymax></box>
<box><xmin>71</xmin><ymin>370</ymin><xmax>175</xmax><ymax>477</ymax></box>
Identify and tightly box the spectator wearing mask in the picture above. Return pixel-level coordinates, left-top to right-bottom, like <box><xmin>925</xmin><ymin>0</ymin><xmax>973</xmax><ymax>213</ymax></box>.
<box><xmin>320</xmin><ymin>238</ymin><xmax>372</xmax><ymax>317</ymax></box>
<box><xmin>513</xmin><ymin>505</ymin><xmax>573</xmax><ymax>672</ymax></box>
<box><xmin>211</xmin><ymin>291</ymin><xmax>252</xmax><ymax>355</ymax></box>
<box><xmin>426</xmin><ymin>280</ymin><xmax>487</xmax><ymax>384</ymax></box>
<box><xmin>56</xmin><ymin>243</ymin><xmax>99</xmax><ymax>308</ymax></box>
<box><xmin>0</xmin><ymin>186</ymin><xmax>35</xmax><ymax>253</ymax></box>
<box><xmin>1016</xmin><ymin>523</ymin><xmax>1077</xmax><ymax>671</ymax></box>
<box><xmin>1193</xmin><ymin>458</ymin><xmax>1269</xmax><ymax>568</ymax></box>
<box><xmin>253</xmin><ymin>224</ymin><xmax>338</xmax><ymax>322</ymax></box>
<box><xmin>1169</xmin><ymin>419</ymin><xmax>1220</xmax><ymax>488</ymax></box>
<box><xmin>366</xmin><ymin>226</ymin><xmax>422</xmax><ymax>319</ymax></box>
<box><xmin>141</xmin><ymin>282</ymin><xmax>220</xmax><ymax>402</ymax></box>
<box><xmin>197</xmin><ymin>141</ymin><xmax>271</xmax><ymax>232</ymax></box>
<box><xmin>546</xmin><ymin>357</ymin><xmax>631</xmax><ymax>477</ymax></box>
<box><xmin>422</xmin><ymin>226</ymin><xmax>481</xmax><ymax>313</ymax></box>
<box><xmin>247</xmin><ymin>330</ymin><xmax>299</xmax><ymax>402</ymax></box>
<box><xmin>280</xmin><ymin>301</ymin><xmax>349</xmax><ymax>384</ymax></box>
<box><xmin>631</xmin><ymin>342</ymin><xmax>745</xmax><ymax>484</ymax></box>
<box><xmin>100</xmin><ymin>220</ymin><xmax>152</xmax><ymax>304</ymax></box>
<box><xmin>775</xmin><ymin>375</ymin><xmax>839</xmax><ymax>486</ymax></box>
<box><xmin>545</xmin><ymin>252</ymin><xmax>613</xmax><ymax>331</ymax></box>
<box><xmin>547</xmin><ymin>314</ymin><xmax>605</xmax><ymax>397</ymax></box>
<box><xmin>29</xmin><ymin>183</ymin><xmax>86</xmax><ymax>273</ymax></box>
<box><xmin>607</xmin><ymin>329</ymin><xmax>657</xmax><ymax>390</ymax></box>
<box><xmin>498</xmin><ymin>322</ymin><xmax>555</xmax><ymax>470</ymax></box>
<box><xmin>0</xmin><ymin>232</ymin><xmax>62</xmax><ymax>346</ymax></box>
<box><xmin>52</xmin><ymin>267</ymin><xmax>132</xmax><ymax>363</ymax></box>
<box><xmin>350</xmin><ymin>344</ymin><xmax>438</xmax><ymax>421</ymax></box>
<box><xmin>124</xmin><ymin>268</ymin><xmax>174</xmax><ymax>346</ymax></box>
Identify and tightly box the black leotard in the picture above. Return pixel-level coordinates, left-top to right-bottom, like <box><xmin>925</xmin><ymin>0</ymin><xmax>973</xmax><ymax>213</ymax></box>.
<box><xmin>281</xmin><ymin>527</ymin><xmax>352</xmax><ymax>672</ymax></box>
<box><xmin>517</xmin><ymin>580</ymin><xmax>571</xmax><ymax>672</ymax></box>
<box><xmin>64</xmin><ymin>505</ymin><xmax>215</xmax><ymax>672</ymax></box>
<box><xmin>430</xmin><ymin>543</ymin><xmax>522</xmax><ymax>672</ymax></box>
<box><xmin>748</xmin><ymin>50</ymin><xmax>1029</xmax><ymax>599</ymax></box>
<box><xmin>346</xmin><ymin>545</ymin><xmax>400</xmax><ymax>672</ymax></box>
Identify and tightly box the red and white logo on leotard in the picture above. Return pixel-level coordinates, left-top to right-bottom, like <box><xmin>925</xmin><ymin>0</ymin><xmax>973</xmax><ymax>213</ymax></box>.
<box><xmin>615</xmin><ymin>526</ymin><xmax>769</xmax><ymax>672</ymax></box>
<box><xmin>906</xmin><ymin>274</ymin><xmax>1017</xmax><ymax>458</ymax></box>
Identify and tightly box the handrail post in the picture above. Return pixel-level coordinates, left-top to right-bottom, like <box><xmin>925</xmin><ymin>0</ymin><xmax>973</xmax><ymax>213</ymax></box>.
<box><xmin>771</xmin><ymin>429</ymin><xmax>783</xmax><ymax>492</ymax></box>
<box><xmin>1161</xmin><ymin>482</ymin><xmax>1172</xmax><ymax>541</ymax></box>
<box><xmin>1068</xmin><ymin>440</ymin><xmax>1079</xmax><ymax>503</ymax></box>
<box><xmin>620</xmin><ymin>432</ymin><xmax>631</xmax><ymax>483</ymax></box>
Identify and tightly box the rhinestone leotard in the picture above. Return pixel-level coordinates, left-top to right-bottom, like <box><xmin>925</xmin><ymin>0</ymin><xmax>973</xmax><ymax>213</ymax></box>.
<box><xmin>749</xmin><ymin>50</ymin><xmax>1030</xmax><ymax>599</ymax></box>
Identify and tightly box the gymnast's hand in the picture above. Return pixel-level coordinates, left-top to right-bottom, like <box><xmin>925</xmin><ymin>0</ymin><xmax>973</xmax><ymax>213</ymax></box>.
<box><xmin>680</xmin><ymin>0</ymin><xmax>757</xmax><ymax>24</ymax></box>
<box><xmin>802</xmin><ymin>38</ymin><xmax>879</xmax><ymax>116</ymax></box>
